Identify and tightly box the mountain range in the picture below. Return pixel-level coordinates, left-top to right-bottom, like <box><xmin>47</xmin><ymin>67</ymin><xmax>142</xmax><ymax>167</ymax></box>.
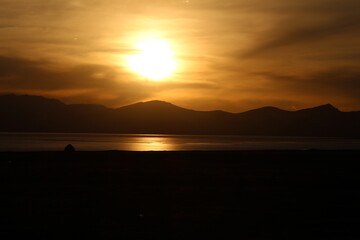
<box><xmin>0</xmin><ymin>94</ymin><xmax>359</xmax><ymax>137</ymax></box>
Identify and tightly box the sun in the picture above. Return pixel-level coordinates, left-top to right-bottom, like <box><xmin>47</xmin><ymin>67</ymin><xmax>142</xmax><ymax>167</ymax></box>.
<box><xmin>127</xmin><ymin>39</ymin><xmax>176</xmax><ymax>81</ymax></box>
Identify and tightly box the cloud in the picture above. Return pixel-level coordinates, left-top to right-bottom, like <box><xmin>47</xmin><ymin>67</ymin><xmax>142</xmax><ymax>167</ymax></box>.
<box><xmin>0</xmin><ymin>55</ymin><xmax>218</xmax><ymax>107</ymax></box>
<box><xmin>255</xmin><ymin>66</ymin><xmax>360</xmax><ymax>106</ymax></box>
<box><xmin>0</xmin><ymin>55</ymin><xmax>152</xmax><ymax>105</ymax></box>
<box><xmin>242</xmin><ymin>15</ymin><xmax>360</xmax><ymax>57</ymax></box>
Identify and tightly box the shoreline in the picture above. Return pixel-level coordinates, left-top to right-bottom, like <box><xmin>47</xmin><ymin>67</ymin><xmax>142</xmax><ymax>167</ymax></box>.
<box><xmin>1</xmin><ymin>148</ymin><xmax>360</xmax><ymax>152</ymax></box>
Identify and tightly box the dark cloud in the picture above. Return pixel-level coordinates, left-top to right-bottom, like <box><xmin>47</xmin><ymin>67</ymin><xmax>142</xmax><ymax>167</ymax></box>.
<box><xmin>305</xmin><ymin>67</ymin><xmax>360</xmax><ymax>99</ymax></box>
<box><xmin>0</xmin><ymin>55</ymin><xmax>152</xmax><ymax>105</ymax></box>
<box><xmin>0</xmin><ymin>56</ymin><xmax>118</xmax><ymax>90</ymax></box>
<box><xmin>303</xmin><ymin>53</ymin><xmax>360</xmax><ymax>62</ymax></box>
<box><xmin>257</xmin><ymin>66</ymin><xmax>360</xmax><ymax>101</ymax></box>
<box><xmin>243</xmin><ymin>17</ymin><xmax>360</xmax><ymax>57</ymax></box>
<box><xmin>241</xmin><ymin>14</ymin><xmax>360</xmax><ymax>57</ymax></box>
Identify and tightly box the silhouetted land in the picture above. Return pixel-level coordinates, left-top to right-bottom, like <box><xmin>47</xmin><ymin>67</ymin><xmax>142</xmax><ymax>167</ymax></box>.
<box><xmin>1</xmin><ymin>94</ymin><xmax>360</xmax><ymax>137</ymax></box>
<box><xmin>1</xmin><ymin>150</ymin><xmax>360</xmax><ymax>239</ymax></box>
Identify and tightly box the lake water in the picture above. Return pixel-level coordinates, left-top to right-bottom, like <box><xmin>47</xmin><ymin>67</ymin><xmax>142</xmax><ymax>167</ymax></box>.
<box><xmin>0</xmin><ymin>132</ymin><xmax>359</xmax><ymax>151</ymax></box>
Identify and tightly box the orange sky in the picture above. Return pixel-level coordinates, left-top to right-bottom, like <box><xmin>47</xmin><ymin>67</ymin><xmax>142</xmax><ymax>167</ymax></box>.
<box><xmin>0</xmin><ymin>0</ymin><xmax>359</xmax><ymax>112</ymax></box>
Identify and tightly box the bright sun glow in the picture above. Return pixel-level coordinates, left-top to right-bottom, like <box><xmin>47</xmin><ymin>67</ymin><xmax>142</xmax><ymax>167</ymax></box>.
<box><xmin>127</xmin><ymin>39</ymin><xmax>176</xmax><ymax>81</ymax></box>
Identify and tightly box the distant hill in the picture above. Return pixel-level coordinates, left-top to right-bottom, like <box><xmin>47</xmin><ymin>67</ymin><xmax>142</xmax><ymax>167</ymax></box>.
<box><xmin>0</xmin><ymin>94</ymin><xmax>359</xmax><ymax>137</ymax></box>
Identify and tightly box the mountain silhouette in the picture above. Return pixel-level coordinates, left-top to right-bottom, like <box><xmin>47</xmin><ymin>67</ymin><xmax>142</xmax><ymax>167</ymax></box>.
<box><xmin>296</xmin><ymin>104</ymin><xmax>339</xmax><ymax>114</ymax></box>
<box><xmin>0</xmin><ymin>94</ymin><xmax>359</xmax><ymax>137</ymax></box>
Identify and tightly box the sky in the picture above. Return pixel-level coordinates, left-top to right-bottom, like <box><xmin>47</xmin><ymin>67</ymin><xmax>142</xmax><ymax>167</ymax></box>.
<box><xmin>0</xmin><ymin>0</ymin><xmax>359</xmax><ymax>112</ymax></box>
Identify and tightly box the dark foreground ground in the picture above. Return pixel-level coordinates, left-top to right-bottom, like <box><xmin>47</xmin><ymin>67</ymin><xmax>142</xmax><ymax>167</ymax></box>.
<box><xmin>1</xmin><ymin>150</ymin><xmax>360</xmax><ymax>239</ymax></box>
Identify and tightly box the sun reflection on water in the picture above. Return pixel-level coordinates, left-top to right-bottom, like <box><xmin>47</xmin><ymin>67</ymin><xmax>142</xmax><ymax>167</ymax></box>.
<box><xmin>123</xmin><ymin>136</ymin><xmax>179</xmax><ymax>151</ymax></box>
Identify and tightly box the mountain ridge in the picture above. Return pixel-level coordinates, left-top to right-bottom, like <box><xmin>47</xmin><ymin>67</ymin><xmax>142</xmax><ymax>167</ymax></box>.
<box><xmin>0</xmin><ymin>94</ymin><xmax>349</xmax><ymax>114</ymax></box>
<box><xmin>295</xmin><ymin>104</ymin><xmax>340</xmax><ymax>113</ymax></box>
<box><xmin>0</xmin><ymin>94</ymin><xmax>359</xmax><ymax>137</ymax></box>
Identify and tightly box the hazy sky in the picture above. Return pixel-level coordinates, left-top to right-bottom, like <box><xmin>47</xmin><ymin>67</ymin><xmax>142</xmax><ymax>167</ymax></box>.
<box><xmin>0</xmin><ymin>0</ymin><xmax>359</xmax><ymax>112</ymax></box>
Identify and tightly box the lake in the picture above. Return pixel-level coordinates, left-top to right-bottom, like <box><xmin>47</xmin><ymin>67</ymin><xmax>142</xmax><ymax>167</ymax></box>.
<box><xmin>0</xmin><ymin>132</ymin><xmax>359</xmax><ymax>151</ymax></box>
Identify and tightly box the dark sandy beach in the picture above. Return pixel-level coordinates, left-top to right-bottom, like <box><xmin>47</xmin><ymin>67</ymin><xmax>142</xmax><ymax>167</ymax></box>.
<box><xmin>1</xmin><ymin>150</ymin><xmax>360</xmax><ymax>239</ymax></box>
